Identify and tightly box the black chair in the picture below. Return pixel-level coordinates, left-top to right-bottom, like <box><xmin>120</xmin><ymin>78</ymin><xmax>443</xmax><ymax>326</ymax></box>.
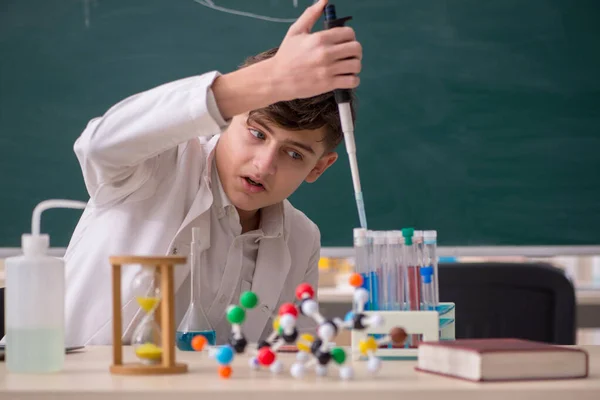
<box><xmin>438</xmin><ymin>262</ymin><xmax>576</xmax><ymax>345</ymax></box>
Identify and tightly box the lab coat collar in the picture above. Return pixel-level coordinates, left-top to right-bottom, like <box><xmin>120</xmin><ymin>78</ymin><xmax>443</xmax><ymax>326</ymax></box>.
<box><xmin>257</xmin><ymin>203</ymin><xmax>284</xmax><ymax>240</ymax></box>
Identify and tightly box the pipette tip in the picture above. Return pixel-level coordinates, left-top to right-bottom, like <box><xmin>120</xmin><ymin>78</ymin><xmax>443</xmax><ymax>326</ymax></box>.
<box><xmin>355</xmin><ymin>192</ymin><xmax>368</xmax><ymax>229</ymax></box>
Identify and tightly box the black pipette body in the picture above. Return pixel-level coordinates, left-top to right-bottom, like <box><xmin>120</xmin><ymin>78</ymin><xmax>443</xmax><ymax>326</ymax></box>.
<box><xmin>323</xmin><ymin>4</ymin><xmax>353</xmax><ymax>104</ymax></box>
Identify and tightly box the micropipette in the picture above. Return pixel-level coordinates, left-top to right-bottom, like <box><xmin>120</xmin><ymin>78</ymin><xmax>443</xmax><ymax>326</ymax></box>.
<box><xmin>323</xmin><ymin>3</ymin><xmax>368</xmax><ymax>229</ymax></box>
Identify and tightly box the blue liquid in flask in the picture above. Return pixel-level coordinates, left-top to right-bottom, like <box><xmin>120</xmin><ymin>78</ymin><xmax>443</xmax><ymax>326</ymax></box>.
<box><xmin>176</xmin><ymin>330</ymin><xmax>216</xmax><ymax>351</ymax></box>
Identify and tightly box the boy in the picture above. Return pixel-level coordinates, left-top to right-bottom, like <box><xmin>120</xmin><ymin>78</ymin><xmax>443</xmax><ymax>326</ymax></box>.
<box><xmin>64</xmin><ymin>0</ymin><xmax>361</xmax><ymax>345</ymax></box>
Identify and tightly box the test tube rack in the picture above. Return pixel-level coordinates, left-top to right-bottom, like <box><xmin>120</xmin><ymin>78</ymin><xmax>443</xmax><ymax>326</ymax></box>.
<box><xmin>109</xmin><ymin>255</ymin><xmax>189</xmax><ymax>375</ymax></box>
<box><xmin>351</xmin><ymin>303</ymin><xmax>455</xmax><ymax>360</ymax></box>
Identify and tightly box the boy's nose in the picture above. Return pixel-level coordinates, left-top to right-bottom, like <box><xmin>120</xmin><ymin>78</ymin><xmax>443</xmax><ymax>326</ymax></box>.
<box><xmin>253</xmin><ymin>149</ymin><xmax>277</xmax><ymax>177</ymax></box>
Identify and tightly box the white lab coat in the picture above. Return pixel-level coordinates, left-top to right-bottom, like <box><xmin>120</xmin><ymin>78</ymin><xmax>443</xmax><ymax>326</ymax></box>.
<box><xmin>63</xmin><ymin>71</ymin><xmax>320</xmax><ymax>346</ymax></box>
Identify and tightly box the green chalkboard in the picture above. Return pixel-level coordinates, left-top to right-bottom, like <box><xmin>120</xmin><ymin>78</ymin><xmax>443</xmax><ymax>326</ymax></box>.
<box><xmin>1</xmin><ymin>0</ymin><xmax>599</xmax><ymax>248</ymax></box>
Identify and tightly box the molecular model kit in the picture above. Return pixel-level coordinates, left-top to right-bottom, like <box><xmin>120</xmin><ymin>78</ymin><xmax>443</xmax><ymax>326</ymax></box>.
<box><xmin>189</xmin><ymin>273</ymin><xmax>408</xmax><ymax>380</ymax></box>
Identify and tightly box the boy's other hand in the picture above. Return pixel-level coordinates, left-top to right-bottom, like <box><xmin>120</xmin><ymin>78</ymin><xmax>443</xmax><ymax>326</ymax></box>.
<box><xmin>269</xmin><ymin>0</ymin><xmax>362</xmax><ymax>101</ymax></box>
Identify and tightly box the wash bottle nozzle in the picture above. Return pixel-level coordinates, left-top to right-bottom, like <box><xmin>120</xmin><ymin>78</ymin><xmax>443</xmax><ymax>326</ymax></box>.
<box><xmin>23</xmin><ymin>199</ymin><xmax>87</xmax><ymax>255</ymax></box>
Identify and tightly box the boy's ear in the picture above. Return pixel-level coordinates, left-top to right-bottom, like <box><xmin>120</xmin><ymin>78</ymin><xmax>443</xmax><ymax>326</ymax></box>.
<box><xmin>305</xmin><ymin>152</ymin><xmax>338</xmax><ymax>183</ymax></box>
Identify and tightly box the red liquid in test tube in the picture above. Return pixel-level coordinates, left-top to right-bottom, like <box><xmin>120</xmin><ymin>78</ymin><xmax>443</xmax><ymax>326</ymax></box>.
<box><xmin>408</xmin><ymin>265</ymin><xmax>422</xmax><ymax>348</ymax></box>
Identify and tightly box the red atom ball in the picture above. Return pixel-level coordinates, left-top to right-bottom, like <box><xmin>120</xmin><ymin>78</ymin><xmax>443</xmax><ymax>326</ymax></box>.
<box><xmin>295</xmin><ymin>283</ymin><xmax>315</xmax><ymax>300</ymax></box>
<box><xmin>257</xmin><ymin>347</ymin><xmax>276</xmax><ymax>366</ymax></box>
<box><xmin>278</xmin><ymin>303</ymin><xmax>298</xmax><ymax>317</ymax></box>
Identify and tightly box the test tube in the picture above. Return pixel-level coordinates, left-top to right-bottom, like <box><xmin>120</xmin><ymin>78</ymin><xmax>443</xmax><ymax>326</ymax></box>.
<box><xmin>382</xmin><ymin>231</ymin><xmax>395</xmax><ymax>311</ymax></box>
<box><xmin>353</xmin><ymin>228</ymin><xmax>369</xmax><ymax>312</ymax></box>
<box><xmin>423</xmin><ymin>230</ymin><xmax>439</xmax><ymax>308</ymax></box>
<box><xmin>402</xmin><ymin>228</ymin><xmax>420</xmax><ymax>312</ymax></box>
<box><xmin>414</xmin><ymin>230</ymin><xmax>424</xmax><ymax>269</ymax></box>
<box><xmin>420</xmin><ymin>266</ymin><xmax>435</xmax><ymax>310</ymax></box>
<box><xmin>395</xmin><ymin>231</ymin><xmax>408</xmax><ymax>311</ymax></box>
<box><xmin>414</xmin><ymin>230</ymin><xmax>425</xmax><ymax>308</ymax></box>
<box><xmin>384</xmin><ymin>231</ymin><xmax>399</xmax><ymax>311</ymax></box>
<box><xmin>366</xmin><ymin>230</ymin><xmax>378</xmax><ymax>311</ymax></box>
<box><xmin>372</xmin><ymin>231</ymin><xmax>386</xmax><ymax>311</ymax></box>
<box><xmin>402</xmin><ymin>227</ymin><xmax>421</xmax><ymax>347</ymax></box>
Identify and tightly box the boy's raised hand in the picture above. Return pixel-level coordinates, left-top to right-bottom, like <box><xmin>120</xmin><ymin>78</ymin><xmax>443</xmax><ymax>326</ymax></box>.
<box><xmin>211</xmin><ymin>0</ymin><xmax>362</xmax><ymax>120</ymax></box>
<box><xmin>270</xmin><ymin>0</ymin><xmax>362</xmax><ymax>101</ymax></box>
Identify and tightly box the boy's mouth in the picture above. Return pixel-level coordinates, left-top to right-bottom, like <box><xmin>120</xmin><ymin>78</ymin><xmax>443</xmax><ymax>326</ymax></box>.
<box><xmin>245</xmin><ymin>177</ymin><xmax>263</xmax><ymax>187</ymax></box>
<box><xmin>243</xmin><ymin>176</ymin><xmax>265</xmax><ymax>191</ymax></box>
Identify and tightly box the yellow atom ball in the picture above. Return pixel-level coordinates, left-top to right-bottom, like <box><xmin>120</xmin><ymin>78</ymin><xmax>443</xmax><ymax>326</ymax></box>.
<box><xmin>297</xmin><ymin>343</ymin><xmax>310</xmax><ymax>353</ymax></box>
<box><xmin>300</xmin><ymin>333</ymin><xmax>314</xmax><ymax>342</ymax></box>
<box><xmin>358</xmin><ymin>337</ymin><xmax>378</xmax><ymax>356</ymax></box>
<box><xmin>358</xmin><ymin>339</ymin><xmax>369</xmax><ymax>355</ymax></box>
<box><xmin>366</xmin><ymin>336</ymin><xmax>378</xmax><ymax>351</ymax></box>
<box><xmin>297</xmin><ymin>333</ymin><xmax>315</xmax><ymax>353</ymax></box>
<box><xmin>272</xmin><ymin>316</ymin><xmax>280</xmax><ymax>332</ymax></box>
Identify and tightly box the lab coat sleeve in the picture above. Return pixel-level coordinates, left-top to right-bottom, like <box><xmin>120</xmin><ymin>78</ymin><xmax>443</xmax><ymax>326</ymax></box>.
<box><xmin>73</xmin><ymin>71</ymin><xmax>228</xmax><ymax>207</ymax></box>
<box><xmin>296</xmin><ymin>224</ymin><xmax>321</xmax><ymax>336</ymax></box>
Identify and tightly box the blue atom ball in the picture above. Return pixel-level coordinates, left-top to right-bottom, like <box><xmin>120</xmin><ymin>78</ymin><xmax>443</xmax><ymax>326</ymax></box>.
<box><xmin>215</xmin><ymin>345</ymin><xmax>235</xmax><ymax>365</ymax></box>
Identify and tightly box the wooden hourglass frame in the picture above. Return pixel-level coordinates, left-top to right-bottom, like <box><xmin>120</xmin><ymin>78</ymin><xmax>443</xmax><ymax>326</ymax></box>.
<box><xmin>109</xmin><ymin>255</ymin><xmax>188</xmax><ymax>375</ymax></box>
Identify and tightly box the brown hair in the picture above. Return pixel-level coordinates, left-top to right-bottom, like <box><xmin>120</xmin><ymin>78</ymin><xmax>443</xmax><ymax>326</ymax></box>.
<box><xmin>239</xmin><ymin>47</ymin><xmax>356</xmax><ymax>153</ymax></box>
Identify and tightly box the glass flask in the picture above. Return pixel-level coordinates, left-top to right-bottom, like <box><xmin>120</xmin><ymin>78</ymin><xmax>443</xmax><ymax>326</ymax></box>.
<box><xmin>176</xmin><ymin>227</ymin><xmax>216</xmax><ymax>350</ymax></box>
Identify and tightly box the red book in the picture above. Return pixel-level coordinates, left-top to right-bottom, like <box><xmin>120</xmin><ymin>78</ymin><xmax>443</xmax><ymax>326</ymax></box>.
<box><xmin>416</xmin><ymin>338</ymin><xmax>589</xmax><ymax>382</ymax></box>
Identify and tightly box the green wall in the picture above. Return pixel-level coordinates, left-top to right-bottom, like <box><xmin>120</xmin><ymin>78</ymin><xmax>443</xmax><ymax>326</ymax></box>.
<box><xmin>1</xmin><ymin>0</ymin><xmax>599</xmax><ymax>247</ymax></box>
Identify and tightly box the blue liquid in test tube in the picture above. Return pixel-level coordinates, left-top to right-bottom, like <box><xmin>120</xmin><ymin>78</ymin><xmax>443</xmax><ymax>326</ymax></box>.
<box><xmin>353</xmin><ymin>228</ymin><xmax>370</xmax><ymax>310</ymax></box>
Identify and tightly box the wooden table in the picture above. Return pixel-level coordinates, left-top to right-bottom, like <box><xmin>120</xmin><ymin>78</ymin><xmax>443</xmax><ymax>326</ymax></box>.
<box><xmin>0</xmin><ymin>346</ymin><xmax>599</xmax><ymax>399</ymax></box>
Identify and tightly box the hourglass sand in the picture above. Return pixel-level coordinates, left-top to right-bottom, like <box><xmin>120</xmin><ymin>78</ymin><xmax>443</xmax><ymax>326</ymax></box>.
<box><xmin>109</xmin><ymin>256</ymin><xmax>188</xmax><ymax>375</ymax></box>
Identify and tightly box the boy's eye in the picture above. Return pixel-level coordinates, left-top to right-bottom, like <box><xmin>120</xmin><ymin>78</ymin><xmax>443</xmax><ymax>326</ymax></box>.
<box><xmin>249</xmin><ymin>128</ymin><xmax>266</xmax><ymax>140</ymax></box>
<box><xmin>288</xmin><ymin>150</ymin><xmax>303</xmax><ymax>160</ymax></box>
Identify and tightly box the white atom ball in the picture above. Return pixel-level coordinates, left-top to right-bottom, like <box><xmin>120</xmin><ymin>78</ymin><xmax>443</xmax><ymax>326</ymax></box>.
<box><xmin>353</xmin><ymin>288</ymin><xmax>369</xmax><ymax>305</ymax></box>
<box><xmin>339</xmin><ymin>365</ymin><xmax>354</xmax><ymax>380</ymax></box>
<box><xmin>296</xmin><ymin>351</ymin><xmax>310</xmax><ymax>362</ymax></box>
<box><xmin>270</xmin><ymin>360</ymin><xmax>284</xmax><ymax>374</ymax></box>
<box><xmin>315</xmin><ymin>364</ymin><xmax>328</xmax><ymax>377</ymax></box>
<box><xmin>301</xmin><ymin>299</ymin><xmax>319</xmax><ymax>316</ymax></box>
<box><xmin>367</xmin><ymin>357</ymin><xmax>382</xmax><ymax>374</ymax></box>
<box><xmin>290</xmin><ymin>363</ymin><xmax>306</xmax><ymax>379</ymax></box>
<box><xmin>279</xmin><ymin>313</ymin><xmax>296</xmax><ymax>331</ymax></box>
<box><xmin>318</xmin><ymin>322</ymin><xmax>336</xmax><ymax>341</ymax></box>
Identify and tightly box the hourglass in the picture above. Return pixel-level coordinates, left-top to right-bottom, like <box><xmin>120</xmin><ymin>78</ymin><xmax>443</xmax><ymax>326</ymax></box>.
<box><xmin>109</xmin><ymin>255</ymin><xmax>188</xmax><ymax>375</ymax></box>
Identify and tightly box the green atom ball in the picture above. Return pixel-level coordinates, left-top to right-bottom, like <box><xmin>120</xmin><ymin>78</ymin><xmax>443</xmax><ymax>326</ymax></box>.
<box><xmin>226</xmin><ymin>305</ymin><xmax>246</xmax><ymax>324</ymax></box>
<box><xmin>240</xmin><ymin>291</ymin><xmax>259</xmax><ymax>309</ymax></box>
<box><xmin>331</xmin><ymin>347</ymin><xmax>346</xmax><ymax>364</ymax></box>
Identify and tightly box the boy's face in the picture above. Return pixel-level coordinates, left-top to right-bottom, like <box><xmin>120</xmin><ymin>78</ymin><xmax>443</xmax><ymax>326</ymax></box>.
<box><xmin>215</xmin><ymin>113</ymin><xmax>338</xmax><ymax>213</ymax></box>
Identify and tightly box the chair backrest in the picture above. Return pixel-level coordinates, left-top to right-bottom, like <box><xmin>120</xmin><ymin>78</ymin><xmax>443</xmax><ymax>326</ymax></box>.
<box><xmin>438</xmin><ymin>262</ymin><xmax>576</xmax><ymax>344</ymax></box>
